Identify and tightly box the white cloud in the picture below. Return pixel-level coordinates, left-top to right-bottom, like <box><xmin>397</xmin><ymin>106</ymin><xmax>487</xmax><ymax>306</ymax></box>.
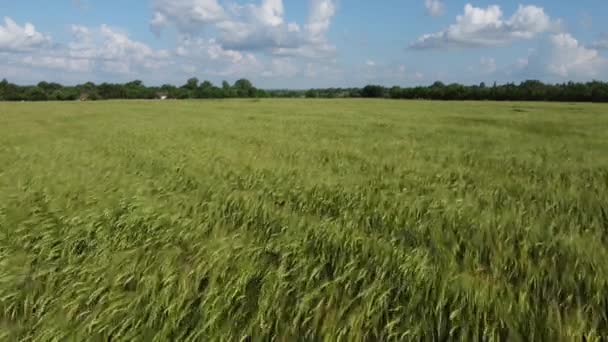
<box><xmin>150</xmin><ymin>0</ymin><xmax>226</xmax><ymax>34</ymax></box>
<box><xmin>547</xmin><ymin>33</ymin><xmax>606</xmax><ymax>78</ymax></box>
<box><xmin>307</xmin><ymin>0</ymin><xmax>336</xmax><ymax>42</ymax></box>
<box><xmin>173</xmin><ymin>36</ymin><xmax>263</xmax><ymax>77</ymax></box>
<box><xmin>22</xmin><ymin>55</ymin><xmax>92</xmax><ymax>72</ymax></box>
<box><xmin>256</xmin><ymin>0</ymin><xmax>285</xmax><ymax>26</ymax></box>
<box><xmin>262</xmin><ymin>58</ymin><xmax>299</xmax><ymax>77</ymax></box>
<box><xmin>177</xmin><ymin>36</ymin><xmax>245</xmax><ymax>64</ymax></box>
<box><xmin>150</xmin><ymin>0</ymin><xmax>336</xmax><ymax>59</ymax></box>
<box><xmin>207</xmin><ymin>39</ymin><xmax>245</xmax><ymax>63</ymax></box>
<box><xmin>507</xmin><ymin>34</ymin><xmax>607</xmax><ymax>81</ymax></box>
<box><xmin>424</xmin><ymin>0</ymin><xmax>444</xmax><ymax>17</ymax></box>
<box><xmin>0</xmin><ymin>17</ymin><xmax>51</xmax><ymax>52</ymax></box>
<box><xmin>2</xmin><ymin>22</ymin><xmax>171</xmax><ymax>77</ymax></box>
<box><xmin>411</xmin><ymin>4</ymin><xmax>557</xmax><ymax>49</ymax></box>
<box><xmin>366</xmin><ymin>60</ymin><xmax>376</xmax><ymax>67</ymax></box>
<box><xmin>67</xmin><ymin>24</ymin><xmax>170</xmax><ymax>74</ymax></box>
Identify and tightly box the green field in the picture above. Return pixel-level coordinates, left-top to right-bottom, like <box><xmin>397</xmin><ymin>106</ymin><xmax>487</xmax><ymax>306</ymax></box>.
<box><xmin>1</xmin><ymin>99</ymin><xmax>607</xmax><ymax>340</ymax></box>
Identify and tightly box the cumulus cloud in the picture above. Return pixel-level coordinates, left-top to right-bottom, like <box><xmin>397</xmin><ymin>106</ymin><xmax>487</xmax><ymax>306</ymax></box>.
<box><xmin>176</xmin><ymin>36</ymin><xmax>250</xmax><ymax>64</ymax></box>
<box><xmin>21</xmin><ymin>55</ymin><xmax>92</xmax><ymax>72</ymax></box>
<box><xmin>0</xmin><ymin>17</ymin><xmax>51</xmax><ymax>52</ymax></box>
<box><xmin>66</xmin><ymin>25</ymin><xmax>170</xmax><ymax>74</ymax></box>
<box><xmin>2</xmin><ymin>21</ymin><xmax>170</xmax><ymax>77</ymax></box>
<box><xmin>262</xmin><ymin>58</ymin><xmax>299</xmax><ymax>77</ymax></box>
<box><xmin>173</xmin><ymin>36</ymin><xmax>264</xmax><ymax>77</ymax></box>
<box><xmin>150</xmin><ymin>0</ymin><xmax>225</xmax><ymax>34</ymax></box>
<box><xmin>547</xmin><ymin>33</ymin><xmax>606</xmax><ymax>78</ymax></box>
<box><xmin>424</xmin><ymin>0</ymin><xmax>444</xmax><ymax>17</ymax></box>
<box><xmin>150</xmin><ymin>0</ymin><xmax>336</xmax><ymax>58</ymax></box>
<box><xmin>411</xmin><ymin>4</ymin><xmax>557</xmax><ymax>49</ymax></box>
<box><xmin>506</xmin><ymin>34</ymin><xmax>606</xmax><ymax>81</ymax></box>
<box><xmin>307</xmin><ymin>0</ymin><xmax>336</xmax><ymax>42</ymax></box>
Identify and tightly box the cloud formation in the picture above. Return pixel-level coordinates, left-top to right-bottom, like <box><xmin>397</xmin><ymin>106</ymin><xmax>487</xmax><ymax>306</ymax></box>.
<box><xmin>547</xmin><ymin>33</ymin><xmax>606</xmax><ymax>78</ymax></box>
<box><xmin>2</xmin><ymin>21</ymin><xmax>171</xmax><ymax>79</ymax></box>
<box><xmin>2</xmin><ymin>2</ymin><xmax>606</xmax><ymax>88</ymax></box>
<box><xmin>504</xmin><ymin>33</ymin><xmax>606</xmax><ymax>81</ymax></box>
<box><xmin>0</xmin><ymin>17</ymin><xmax>51</xmax><ymax>52</ymax></box>
<box><xmin>150</xmin><ymin>0</ymin><xmax>336</xmax><ymax>58</ymax></box>
<box><xmin>411</xmin><ymin>4</ymin><xmax>556</xmax><ymax>49</ymax></box>
<box><xmin>68</xmin><ymin>25</ymin><xmax>170</xmax><ymax>74</ymax></box>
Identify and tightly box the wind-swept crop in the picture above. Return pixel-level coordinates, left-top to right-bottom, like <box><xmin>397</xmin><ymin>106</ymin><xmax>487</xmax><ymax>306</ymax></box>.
<box><xmin>1</xmin><ymin>99</ymin><xmax>607</xmax><ymax>340</ymax></box>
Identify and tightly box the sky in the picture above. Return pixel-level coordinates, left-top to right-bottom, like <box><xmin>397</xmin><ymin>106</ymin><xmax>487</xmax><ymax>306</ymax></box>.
<box><xmin>1</xmin><ymin>0</ymin><xmax>607</xmax><ymax>88</ymax></box>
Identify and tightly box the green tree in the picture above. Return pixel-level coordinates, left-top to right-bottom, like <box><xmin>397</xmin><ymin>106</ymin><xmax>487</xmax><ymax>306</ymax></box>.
<box><xmin>0</xmin><ymin>79</ymin><xmax>8</xmax><ymax>100</ymax></box>
<box><xmin>183</xmin><ymin>78</ymin><xmax>199</xmax><ymax>91</ymax></box>
<box><xmin>234</xmin><ymin>79</ymin><xmax>254</xmax><ymax>97</ymax></box>
<box><xmin>389</xmin><ymin>86</ymin><xmax>402</xmax><ymax>99</ymax></box>
<box><xmin>361</xmin><ymin>85</ymin><xmax>385</xmax><ymax>98</ymax></box>
<box><xmin>305</xmin><ymin>89</ymin><xmax>319</xmax><ymax>98</ymax></box>
<box><xmin>25</xmin><ymin>87</ymin><xmax>48</xmax><ymax>101</ymax></box>
<box><xmin>196</xmin><ymin>80</ymin><xmax>214</xmax><ymax>98</ymax></box>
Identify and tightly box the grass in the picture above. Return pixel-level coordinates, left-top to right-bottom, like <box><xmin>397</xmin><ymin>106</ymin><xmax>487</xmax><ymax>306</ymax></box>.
<box><xmin>1</xmin><ymin>99</ymin><xmax>607</xmax><ymax>340</ymax></box>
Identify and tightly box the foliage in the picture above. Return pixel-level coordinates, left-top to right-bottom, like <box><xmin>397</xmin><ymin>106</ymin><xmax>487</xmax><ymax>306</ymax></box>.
<box><xmin>0</xmin><ymin>78</ymin><xmax>265</xmax><ymax>101</ymax></box>
<box><xmin>361</xmin><ymin>85</ymin><xmax>386</xmax><ymax>98</ymax></box>
<box><xmin>271</xmin><ymin>81</ymin><xmax>608</xmax><ymax>102</ymax></box>
<box><xmin>1</xmin><ymin>100</ymin><xmax>607</xmax><ymax>340</ymax></box>
<box><xmin>3</xmin><ymin>78</ymin><xmax>608</xmax><ymax>102</ymax></box>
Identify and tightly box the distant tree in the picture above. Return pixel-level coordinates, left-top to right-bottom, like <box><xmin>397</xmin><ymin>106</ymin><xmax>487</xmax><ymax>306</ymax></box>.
<box><xmin>305</xmin><ymin>89</ymin><xmax>319</xmax><ymax>98</ymax></box>
<box><xmin>77</xmin><ymin>82</ymin><xmax>100</xmax><ymax>101</ymax></box>
<box><xmin>234</xmin><ymin>79</ymin><xmax>254</xmax><ymax>97</ymax></box>
<box><xmin>25</xmin><ymin>87</ymin><xmax>48</xmax><ymax>101</ymax></box>
<box><xmin>196</xmin><ymin>80</ymin><xmax>214</xmax><ymax>98</ymax></box>
<box><xmin>175</xmin><ymin>87</ymin><xmax>190</xmax><ymax>99</ymax></box>
<box><xmin>2</xmin><ymin>77</ymin><xmax>608</xmax><ymax>102</ymax></box>
<box><xmin>361</xmin><ymin>85</ymin><xmax>384</xmax><ymax>98</ymax></box>
<box><xmin>389</xmin><ymin>86</ymin><xmax>402</xmax><ymax>99</ymax></box>
<box><xmin>98</xmin><ymin>83</ymin><xmax>126</xmax><ymax>99</ymax></box>
<box><xmin>256</xmin><ymin>89</ymin><xmax>269</xmax><ymax>98</ymax></box>
<box><xmin>0</xmin><ymin>79</ymin><xmax>8</xmax><ymax>100</ymax></box>
<box><xmin>183</xmin><ymin>77</ymin><xmax>199</xmax><ymax>91</ymax></box>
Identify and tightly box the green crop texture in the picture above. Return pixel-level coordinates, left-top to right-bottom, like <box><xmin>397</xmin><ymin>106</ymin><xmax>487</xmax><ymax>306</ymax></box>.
<box><xmin>1</xmin><ymin>99</ymin><xmax>607</xmax><ymax>341</ymax></box>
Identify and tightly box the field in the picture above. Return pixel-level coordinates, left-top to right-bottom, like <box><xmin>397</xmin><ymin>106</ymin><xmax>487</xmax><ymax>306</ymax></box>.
<box><xmin>1</xmin><ymin>99</ymin><xmax>607</xmax><ymax>340</ymax></box>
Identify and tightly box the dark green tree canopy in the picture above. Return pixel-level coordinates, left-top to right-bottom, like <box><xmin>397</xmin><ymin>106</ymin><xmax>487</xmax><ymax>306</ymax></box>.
<box><xmin>1</xmin><ymin>78</ymin><xmax>608</xmax><ymax>102</ymax></box>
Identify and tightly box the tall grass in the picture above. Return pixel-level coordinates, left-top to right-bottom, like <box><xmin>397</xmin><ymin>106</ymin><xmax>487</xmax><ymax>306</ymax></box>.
<box><xmin>1</xmin><ymin>99</ymin><xmax>607</xmax><ymax>340</ymax></box>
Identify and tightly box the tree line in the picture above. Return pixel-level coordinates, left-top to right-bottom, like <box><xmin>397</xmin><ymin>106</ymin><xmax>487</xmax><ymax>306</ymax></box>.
<box><xmin>1</xmin><ymin>78</ymin><xmax>608</xmax><ymax>102</ymax></box>
<box><xmin>301</xmin><ymin>80</ymin><xmax>608</xmax><ymax>102</ymax></box>
<box><xmin>0</xmin><ymin>78</ymin><xmax>267</xmax><ymax>101</ymax></box>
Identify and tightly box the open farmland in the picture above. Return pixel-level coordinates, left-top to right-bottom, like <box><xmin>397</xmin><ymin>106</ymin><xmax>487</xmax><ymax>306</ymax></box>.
<box><xmin>1</xmin><ymin>99</ymin><xmax>608</xmax><ymax>340</ymax></box>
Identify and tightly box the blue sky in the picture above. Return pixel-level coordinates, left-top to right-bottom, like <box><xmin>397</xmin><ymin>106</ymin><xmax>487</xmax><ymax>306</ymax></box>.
<box><xmin>1</xmin><ymin>0</ymin><xmax>607</xmax><ymax>88</ymax></box>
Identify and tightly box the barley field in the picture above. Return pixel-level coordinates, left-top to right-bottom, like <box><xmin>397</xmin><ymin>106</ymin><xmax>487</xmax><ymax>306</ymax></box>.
<box><xmin>1</xmin><ymin>99</ymin><xmax>607</xmax><ymax>340</ymax></box>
